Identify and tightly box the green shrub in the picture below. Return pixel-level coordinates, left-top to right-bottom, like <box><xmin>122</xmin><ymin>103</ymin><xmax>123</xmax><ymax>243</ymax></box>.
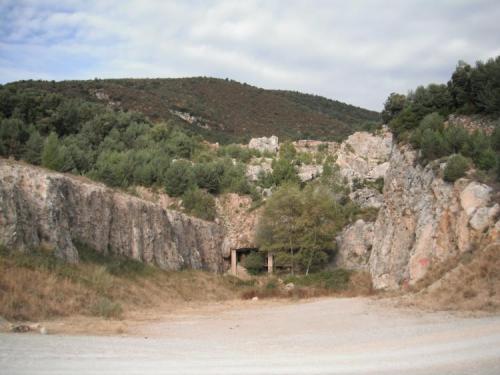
<box><xmin>182</xmin><ymin>188</ymin><xmax>216</xmax><ymax>221</ymax></box>
<box><xmin>444</xmin><ymin>154</ymin><xmax>469</xmax><ymax>182</ymax></box>
<box><xmin>90</xmin><ymin>297</ymin><xmax>123</xmax><ymax>319</ymax></box>
<box><xmin>164</xmin><ymin>160</ymin><xmax>194</xmax><ymax>196</ymax></box>
<box><xmin>242</xmin><ymin>252</ymin><xmax>265</xmax><ymax>275</ymax></box>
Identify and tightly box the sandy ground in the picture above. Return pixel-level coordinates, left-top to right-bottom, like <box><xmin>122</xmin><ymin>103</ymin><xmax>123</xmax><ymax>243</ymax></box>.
<box><xmin>1</xmin><ymin>297</ymin><xmax>500</xmax><ymax>374</ymax></box>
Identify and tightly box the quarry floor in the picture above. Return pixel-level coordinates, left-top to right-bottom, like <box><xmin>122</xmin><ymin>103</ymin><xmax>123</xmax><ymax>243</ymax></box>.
<box><xmin>1</xmin><ymin>297</ymin><xmax>500</xmax><ymax>374</ymax></box>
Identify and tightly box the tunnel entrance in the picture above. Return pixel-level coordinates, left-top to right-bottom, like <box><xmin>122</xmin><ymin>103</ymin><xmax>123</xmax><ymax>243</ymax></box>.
<box><xmin>230</xmin><ymin>248</ymin><xmax>274</xmax><ymax>276</ymax></box>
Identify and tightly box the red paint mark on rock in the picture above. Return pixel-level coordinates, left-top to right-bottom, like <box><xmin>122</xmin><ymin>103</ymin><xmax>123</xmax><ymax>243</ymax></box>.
<box><xmin>418</xmin><ymin>258</ymin><xmax>430</xmax><ymax>267</ymax></box>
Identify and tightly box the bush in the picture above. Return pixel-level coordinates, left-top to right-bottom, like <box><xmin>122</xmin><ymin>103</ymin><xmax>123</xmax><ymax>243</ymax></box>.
<box><xmin>182</xmin><ymin>188</ymin><xmax>216</xmax><ymax>221</ymax></box>
<box><xmin>444</xmin><ymin>154</ymin><xmax>469</xmax><ymax>182</ymax></box>
<box><xmin>90</xmin><ymin>297</ymin><xmax>123</xmax><ymax>319</ymax></box>
<box><xmin>164</xmin><ymin>160</ymin><xmax>194</xmax><ymax>196</ymax></box>
<box><xmin>242</xmin><ymin>252</ymin><xmax>265</xmax><ymax>275</ymax></box>
<box><xmin>193</xmin><ymin>161</ymin><xmax>224</xmax><ymax>193</ymax></box>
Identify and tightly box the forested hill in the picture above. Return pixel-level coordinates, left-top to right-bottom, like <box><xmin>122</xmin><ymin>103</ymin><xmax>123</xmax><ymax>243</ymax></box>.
<box><xmin>1</xmin><ymin>77</ymin><xmax>380</xmax><ymax>143</ymax></box>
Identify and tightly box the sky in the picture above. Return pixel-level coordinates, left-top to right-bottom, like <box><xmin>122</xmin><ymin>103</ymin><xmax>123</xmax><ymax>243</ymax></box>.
<box><xmin>1</xmin><ymin>1</ymin><xmax>500</xmax><ymax>111</ymax></box>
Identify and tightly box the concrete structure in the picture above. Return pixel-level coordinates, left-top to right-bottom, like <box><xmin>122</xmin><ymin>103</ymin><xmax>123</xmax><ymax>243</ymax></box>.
<box><xmin>229</xmin><ymin>248</ymin><xmax>274</xmax><ymax>276</ymax></box>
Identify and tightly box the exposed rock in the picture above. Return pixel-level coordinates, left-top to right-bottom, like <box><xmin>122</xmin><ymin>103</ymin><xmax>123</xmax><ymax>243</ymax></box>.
<box><xmin>0</xmin><ymin>160</ymin><xmax>225</xmax><ymax>272</ymax></box>
<box><xmin>245</xmin><ymin>158</ymin><xmax>273</xmax><ymax>181</ymax></box>
<box><xmin>446</xmin><ymin>114</ymin><xmax>495</xmax><ymax>135</ymax></box>
<box><xmin>284</xmin><ymin>282</ymin><xmax>295</xmax><ymax>291</ymax></box>
<box><xmin>368</xmin><ymin>145</ymin><xmax>498</xmax><ymax>290</ymax></box>
<box><xmin>349</xmin><ymin>188</ymin><xmax>383</xmax><ymax>209</ymax></box>
<box><xmin>470</xmin><ymin>204</ymin><xmax>499</xmax><ymax>232</ymax></box>
<box><xmin>335</xmin><ymin>130</ymin><xmax>393</xmax><ymax>185</ymax></box>
<box><xmin>460</xmin><ymin>182</ymin><xmax>492</xmax><ymax>216</ymax></box>
<box><xmin>215</xmin><ymin>193</ymin><xmax>261</xmax><ymax>257</ymax></box>
<box><xmin>297</xmin><ymin>164</ymin><xmax>323</xmax><ymax>182</ymax></box>
<box><xmin>248</xmin><ymin>136</ymin><xmax>279</xmax><ymax>153</ymax></box>
<box><xmin>336</xmin><ymin>220</ymin><xmax>374</xmax><ymax>270</ymax></box>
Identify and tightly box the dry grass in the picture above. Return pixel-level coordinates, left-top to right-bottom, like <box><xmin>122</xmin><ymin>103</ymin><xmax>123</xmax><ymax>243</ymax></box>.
<box><xmin>0</xmin><ymin>247</ymin><xmax>243</xmax><ymax>322</ymax></box>
<box><xmin>239</xmin><ymin>270</ymin><xmax>374</xmax><ymax>301</ymax></box>
<box><xmin>407</xmin><ymin>243</ymin><xmax>500</xmax><ymax>312</ymax></box>
<box><xmin>0</xmin><ymin>245</ymin><xmax>375</xmax><ymax>323</ymax></box>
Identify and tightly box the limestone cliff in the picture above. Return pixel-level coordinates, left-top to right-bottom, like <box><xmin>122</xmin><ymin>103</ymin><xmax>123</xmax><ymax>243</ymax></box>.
<box><xmin>337</xmin><ymin>143</ymin><xmax>499</xmax><ymax>290</ymax></box>
<box><xmin>0</xmin><ymin>160</ymin><xmax>225</xmax><ymax>272</ymax></box>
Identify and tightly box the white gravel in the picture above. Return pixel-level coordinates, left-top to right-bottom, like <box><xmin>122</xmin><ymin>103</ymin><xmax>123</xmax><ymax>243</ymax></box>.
<box><xmin>1</xmin><ymin>298</ymin><xmax>500</xmax><ymax>374</ymax></box>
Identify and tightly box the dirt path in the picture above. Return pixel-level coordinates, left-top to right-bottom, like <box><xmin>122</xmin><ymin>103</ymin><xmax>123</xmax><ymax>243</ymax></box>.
<box><xmin>1</xmin><ymin>297</ymin><xmax>500</xmax><ymax>374</ymax></box>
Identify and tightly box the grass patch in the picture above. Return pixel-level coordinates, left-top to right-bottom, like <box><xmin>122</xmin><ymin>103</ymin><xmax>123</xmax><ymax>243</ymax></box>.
<box><xmin>0</xmin><ymin>245</ymin><xmax>242</xmax><ymax>322</ymax></box>
<box><xmin>90</xmin><ymin>297</ymin><xmax>123</xmax><ymax>319</ymax></box>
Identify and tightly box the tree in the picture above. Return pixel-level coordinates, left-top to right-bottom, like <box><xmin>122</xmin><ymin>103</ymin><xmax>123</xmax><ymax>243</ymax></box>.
<box><xmin>420</xmin><ymin>129</ymin><xmax>449</xmax><ymax>161</ymax></box>
<box><xmin>448</xmin><ymin>60</ymin><xmax>474</xmax><ymax>112</ymax></box>
<box><xmin>0</xmin><ymin>118</ymin><xmax>26</xmax><ymax>158</ymax></box>
<box><xmin>297</xmin><ymin>185</ymin><xmax>345</xmax><ymax>274</ymax></box>
<box><xmin>193</xmin><ymin>161</ymin><xmax>225</xmax><ymax>193</ymax></box>
<box><xmin>164</xmin><ymin>160</ymin><xmax>194</xmax><ymax>196</ymax></box>
<box><xmin>256</xmin><ymin>183</ymin><xmax>344</xmax><ymax>275</ymax></box>
<box><xmin>381</xmin><ymin>93</ymin><xmax>406</xmax><ymax>123</ymax></box>
<box><xmin>41</xmin><ymin>132</ymin><xmax>64</xmax><ymax>171</ymax></box>
<box><xmin>256</xmin><ymin>184</ymin><xmax>304</xmax><ymax>275</ymax></box>
<box><xmin>23</xmin><ymin>129</ymin><xmax>44</xmax><ymax>164</ymax></box>
<box><xmin>91</xmin><ymin>150</ymin><xmax>129</xmax><ymax>186</ymax></box>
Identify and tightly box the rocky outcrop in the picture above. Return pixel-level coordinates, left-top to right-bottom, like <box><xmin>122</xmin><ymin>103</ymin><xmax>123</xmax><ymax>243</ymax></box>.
<box><xmin>368</xmin><ymin>146</ymin><xmax>499</xmax><ymax>289</ymax></box>
<box><xmin>335</xmin><ymin>220</ymin><xmax>374</xmax><ymax>270</ymax></box>
<box><xmin>337</xmin><ymin>138</ymin><xmax>499</xmax><ymax>290</ymax></box>
<box><xmin>348</xmin><ymin>188</ymin><xmax>383</xmax><ymax>209</ymax></box>
<box><xmin>335</xmin><ymin>130</ymin><xmax>392</xmax><ymax>185</ymax></box>
<box><xmin>0</xmin><ymin>160</ymin><xmax>225</xmax><ymax>272</ymax></box>
<box><xmin>246</xmin><ymin>158</ymin><xmax>273</xmax><ymax>181</ymax></box>
<box><xmin>215</xmin><ymin>194</ymin><xmax>261</xmax><ymax>257</ymax></box>
<box><xmin>248</xmin><ymin>136</ymin><xmax>279</xmax><ymax>154</ymax></box>
<box><xmin>297</xmin><ymin>164</ymin><xmax>323</xmax><ymax>182</ymax></box>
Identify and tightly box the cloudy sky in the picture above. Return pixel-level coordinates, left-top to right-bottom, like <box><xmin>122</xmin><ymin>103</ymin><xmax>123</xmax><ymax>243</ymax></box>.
<box><xmin>1</xmin><ymin>1</ymin><xmax>499</xmax><ymax>110</ymax></box>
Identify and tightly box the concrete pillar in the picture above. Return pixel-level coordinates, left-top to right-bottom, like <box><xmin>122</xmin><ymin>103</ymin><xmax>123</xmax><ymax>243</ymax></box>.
<box><xmin>231</xmin><ymin>249</ymin><xmax>237</xmax><ymax>275</ymax></box>
<box><xmin>267</xmin><ymin>252</ymin><xmax>274</xmax><ymax>274</ymax></box>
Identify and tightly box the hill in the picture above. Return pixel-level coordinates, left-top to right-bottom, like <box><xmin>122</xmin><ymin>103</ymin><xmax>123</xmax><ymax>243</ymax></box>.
<box><xmin>2</xmin><ymin>77</ymin><xmax>380</xmax><ymax>143</ymax></box>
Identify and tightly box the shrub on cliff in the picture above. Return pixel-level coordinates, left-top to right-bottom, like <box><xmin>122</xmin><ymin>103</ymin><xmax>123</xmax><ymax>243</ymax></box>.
<box><xmin>444</xmin><ymin>154</ymin><xmax>469</xmax><ymax>182</ymax></box>
<box><xmin>182</xmin><ymin>188</ymin><xmax>216</xmax><ymax>221</ymax></box>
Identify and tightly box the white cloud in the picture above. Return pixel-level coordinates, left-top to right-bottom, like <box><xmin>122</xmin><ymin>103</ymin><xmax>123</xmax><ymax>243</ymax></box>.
<box><xmin>1</xmin><ymin>0</ymin><xmax>500</xmax><ymax>110</ymax></box>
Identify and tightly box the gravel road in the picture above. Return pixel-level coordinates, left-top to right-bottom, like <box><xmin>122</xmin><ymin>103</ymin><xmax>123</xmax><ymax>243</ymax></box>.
<box><xmin>1</xmin><ymin>297</ymin><xmax>500</xmax><ymax>374</ymax></box>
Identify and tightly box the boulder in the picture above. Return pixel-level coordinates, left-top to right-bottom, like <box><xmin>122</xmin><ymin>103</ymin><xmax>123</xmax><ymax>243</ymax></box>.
<box><xmin>248</xmin><ymin>136</ymin><xmax>279</xmax><ymax>153</ymax></box>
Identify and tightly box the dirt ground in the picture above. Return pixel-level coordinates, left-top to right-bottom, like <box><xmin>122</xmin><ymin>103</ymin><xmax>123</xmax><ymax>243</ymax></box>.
<box><xmin>2</xmin><ymin>297</ymin><xmax>500</xmax><ymax>374</ymax></box>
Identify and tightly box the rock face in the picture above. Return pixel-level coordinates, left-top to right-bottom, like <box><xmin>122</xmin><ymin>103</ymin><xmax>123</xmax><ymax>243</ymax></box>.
<box><xmin>297</xmin><ymin>164</ymin><xmax>323</xmax><ymax>182</ymax></box>
<box><xmin>337</xmin><ymin>140</ymin><xmax>499</xmax><ymax>290</ymax></box>
<box><xmin>335</xmin><ymin>130</ymin><xmax>392</xmax><ymax>185</ymax></box>
<box><xmin>248</xmin><ymin>136</ymin><xmax>279</xmax><ymax>153</ymax></box>
<box><xmin>368</xmin><ymin>146</ymin><xmax>498</xmax><ymax>289</ymax></box>
<box><xmin>0</xmin><ymin>160</ymin><xmax>225</xmax><ymax>272</ymax></box>
<box><xmin>348</xmin><ymin>188</ymin><xmax>383</xmax><ymax>209</ymax></box>
<box><xmin>246</xmin><ymin>158</ymin><xmax>273</xmax><ymax>181</ymax></box>
<box><xmin>335</xmin><ymin>220</ymin><xmax>374</xmax><ymax>270</ymax></box>
<box><xmin>215</xmin><ymin>193</ymin><xmax>261</xmax><ymax>256</ymax></box>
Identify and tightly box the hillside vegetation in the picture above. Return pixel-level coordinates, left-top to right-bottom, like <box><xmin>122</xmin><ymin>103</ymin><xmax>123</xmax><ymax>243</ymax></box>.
<box><xmin>1</xmin><ymin>77</ymin><xmax>380</xmax><ymax>143</ymax></box>
<box><xmin>382</xmin><ymin>56</ymin><xmax>500</xmax><ymax>180</ymax></box>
